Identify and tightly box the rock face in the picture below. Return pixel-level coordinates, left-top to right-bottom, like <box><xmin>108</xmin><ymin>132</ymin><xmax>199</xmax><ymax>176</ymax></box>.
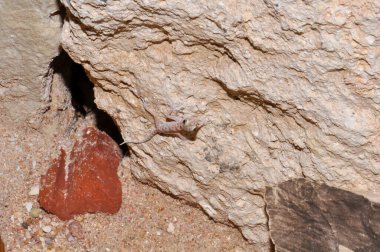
<box><xmin>60</xmin><ymin>0</ymin><xmax>380</xmax><ymax>248</ymax></box>
<box><xmin>265</xmin><ymin>179</ymin><xmax>380</xmax><ymax>252</ymax></box>
<box><xmin>39</xmin><ymin>127</ymin><xmax>122</xmax><ymax>220</ymax></box>
<box><xmin>0</xmin><ymin>1</ymin><xmax>62</xmax><ymax>125</ymax></box>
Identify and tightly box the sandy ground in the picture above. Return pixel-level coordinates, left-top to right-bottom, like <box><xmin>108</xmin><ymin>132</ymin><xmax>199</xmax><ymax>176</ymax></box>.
<box><xmin>0</xmin><ymin>123</ymin><xmax>256</xmax><ymax>251</ymax></box>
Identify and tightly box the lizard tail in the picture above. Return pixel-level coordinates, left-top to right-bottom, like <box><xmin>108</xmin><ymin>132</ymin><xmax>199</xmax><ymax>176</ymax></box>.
<box><xmin>119</xmin><ymin>131</ymin><xmax>157</xmax><ymax>146</ymax></box>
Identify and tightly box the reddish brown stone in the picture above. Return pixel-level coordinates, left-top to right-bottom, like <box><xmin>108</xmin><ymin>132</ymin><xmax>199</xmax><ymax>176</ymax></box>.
<box><xmin>0</xmin><ymin>235</ymin><xmax>4</xmax><ymax>252</ymax></box>
<box><xmin>39</xmin><ymin>127</ymin><xmax>122</xmax><ymax>220</ymax></box>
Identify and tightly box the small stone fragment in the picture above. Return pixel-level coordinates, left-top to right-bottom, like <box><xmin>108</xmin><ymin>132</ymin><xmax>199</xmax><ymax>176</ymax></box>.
<box><xmin>55</xmin><ymin>247</ymin><xmax>65</xmax><ymax>252</ymax></box>
<box><xmin>21</xmin><ymin>222</ymin><xmax>30</xmax><ymax>229</ymax></box>
<box><xmin>167</xmin><ymin>222</ymin><xmax>175</xmax><ymax>234</ymax></box>
<box><xmin>24</xmin><ymin>202</ymin><xmax>33</xmax><ymax>212</ymax></box>
<box><xmin>51</xmin><ymin>221</ymin><xmax>59</xmax><ymax>227</ymax></box>
<box><xmin>45</xmin><ymin>237</ymin><xmax>53</xmax><ymax>245</ymax></box>
<box><xmin>29</xmin><ymin>208</ymin><xmax>41</xmax><ymax>218</ymax></box>
<box><xmin>46</xmin><ymin>239</ymin><xmax>55</xmax><ymax>250</ymax></box>
<box><xmin>25</xmin><ymin>231</ymin><xmax>32</xmax><ymax>239</ymax></box>
<box><xmin>29</xmin><ymin>185</ymin><xmax>40</xmax><ymax>196</ymax></box>
<box><xmin>13</xmin><ymin>211</ymin><xmax>22</xmax><ymax>219</ymax></box>
<box><xmin>232</xmin><ymin>247</ymin><xmax>244</xmax><ymax>252</ymax></box>
<box><xmin>42</xmin><ymin>226</ymin><xmax>52</xmax><ymax>233</ymax></box>
<box><xmin>68</xmin><ymin>220</ymin><xmax>84</xmax><ymax>239</ymax></box>
<box><xmin>67</xmin><ymin>235</ymin><xmax>75</xmax><ymax>242</ymax></box>
<box><xmin>38</xmin><ymin>127</ymin><xmax>122</xmax><ymax>220</ymax></box>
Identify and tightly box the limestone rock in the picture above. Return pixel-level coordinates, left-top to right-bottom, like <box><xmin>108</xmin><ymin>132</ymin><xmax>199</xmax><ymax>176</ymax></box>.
<box><xmin>265</xmin><ymin>179</ymin><xmax>380</xmax><ymax>252</ymax></box>
<box><xmin>60</xmin><ymin>0</ymin><xmax>380</xmax><ymax>248</ymax></box>
<box><xmin>39</xmin><ymin>127</ymin><xmax>122</xmax><ymax>220</ymax></box>
<box><xmin>0</xmin><ymin>1</ymin><xmax>62</xmax><ymax>125</ymax></box>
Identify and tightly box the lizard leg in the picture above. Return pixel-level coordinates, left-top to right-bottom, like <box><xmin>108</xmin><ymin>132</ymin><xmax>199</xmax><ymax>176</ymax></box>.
<box><xmin>166</xmin><ymin>115</ymin><xmax>185</xmax><ymax>122</ymax></box>
<box><xmin>167</xmin><ymin>132</ymin><xmax>187</xmax><ymax>140</ymax></box>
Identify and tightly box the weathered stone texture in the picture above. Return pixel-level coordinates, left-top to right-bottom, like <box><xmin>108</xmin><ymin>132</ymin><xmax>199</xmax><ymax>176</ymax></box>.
<box><xmin>265</xmin><ymin>179</ymin><xmax>380</xmax><ymax>252</ymax></box>
<box><xmin>60</xmin><ymin>0</ymin><xmax>380</xmax><ymax>248</ymax></box>
<box><xmin>39</xmin><ymin>127</ymin><xmax>122</xmax><ymax>220</ymax></box>
<box><xmin>0</xmin><ymin>1</ymin><xmax>62</xmax><ymax>124</ymax></box>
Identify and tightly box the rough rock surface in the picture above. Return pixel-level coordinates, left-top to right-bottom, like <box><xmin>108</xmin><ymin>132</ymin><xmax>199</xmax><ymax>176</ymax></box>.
<box><xmin>39</xmin><ymin>127</ymin><xmax>122</xmax><ymax>220</ymax></box>
<box><xmin>60</xmin><ymin>0</ymin><xmax>380</xmax><ymax>248</ymax></box>
<box><xmin>0</xmin><ymin>1</ymin><xmax>62</xmax><ymax>125</ymax></box>
<box><xmin>265</xmin><ymin>178</ymin><xmax>380</xmax><ymax>252</ymax></box>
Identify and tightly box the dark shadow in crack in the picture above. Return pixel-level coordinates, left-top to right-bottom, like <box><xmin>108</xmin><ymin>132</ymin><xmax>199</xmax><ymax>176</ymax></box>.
<box><xmin>50</xmin><ymin>50</ymin><xmax>129</xmax><ymax>156</ymax></box>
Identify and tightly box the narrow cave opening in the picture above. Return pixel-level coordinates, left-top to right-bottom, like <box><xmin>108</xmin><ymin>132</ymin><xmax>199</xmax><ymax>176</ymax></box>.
<box><xmin>50</xmin><ymin>50</ymin><xmax>128</xmax><ymax>155</ymax></box>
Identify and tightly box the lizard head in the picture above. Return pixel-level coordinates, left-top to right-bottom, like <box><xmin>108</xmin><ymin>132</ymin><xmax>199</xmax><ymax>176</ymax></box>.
<box><xmin>182</xmin><ymin>116</ymin><xmax>204</xmax><ymax>133</ymax></box>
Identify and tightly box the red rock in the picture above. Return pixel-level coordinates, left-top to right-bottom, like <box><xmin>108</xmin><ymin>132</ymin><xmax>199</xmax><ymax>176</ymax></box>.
<box><xmin>39</xmin><ymin>127</ymin><xmax>122</xmax><ymax>220</ymax></box>
<box><xmin>0</xmin><ymin>235</ymin><xmax>4</xmax><ymax>252</ymax></box>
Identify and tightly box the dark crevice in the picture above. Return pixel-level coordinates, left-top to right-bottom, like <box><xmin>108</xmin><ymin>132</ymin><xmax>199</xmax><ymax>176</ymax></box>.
<box><xmin>51</xmin><ymin>50</ymin><xmax>129</xmax><ymax>155</ymax></box>
<box><xmin>263</xmin><ymin>197</ymin><xmax>276</xmax><ymax>252</ymax></box>
<box><xmin>50</xmin><ymin>0</ymin><xmax>66</xmax><ymax>24</ymax></box>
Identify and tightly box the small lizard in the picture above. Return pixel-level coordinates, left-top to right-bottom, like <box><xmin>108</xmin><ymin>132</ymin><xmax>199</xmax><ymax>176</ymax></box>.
<box><xmin>120</xmin><ymin>99</ymin><xmax>203</xmax><ymax>145</ymax></box>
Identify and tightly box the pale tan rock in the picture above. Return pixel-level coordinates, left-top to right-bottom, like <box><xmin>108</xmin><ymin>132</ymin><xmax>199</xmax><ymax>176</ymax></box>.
<box><xmin>0</xmin><ymin>1</ymin><xmax>62</xmax><ymax>125</ymax></box>
<box><xmin>60</xmin><ymin>0</ymin><xmax>380</xmax><ymax>249</ymax></box>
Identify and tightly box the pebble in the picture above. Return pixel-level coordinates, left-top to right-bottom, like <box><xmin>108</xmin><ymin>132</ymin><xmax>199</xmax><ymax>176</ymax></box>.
<box><xmin>42</xmin><ymin>226</ymin><xmax>52</xmax><ymax>233</ymax></box>
<box><xmin>167</xmin><ymin>222</ymin><xmax>175</xmax><ymax>234</ymax></box>
<box><xmin>29</xmin><ymin>208</ymin><xmax>41</xmax><ymax>218</ymax></box>
<box><xmin>45</xmin><ymin>237</ymin><xmax>53</xmax><ymax>245</ymax></box>
<box><xmin>21</xmin><ymin>222</ymin><xmax>30</xmax><ymax>229</ymax></box>
<box><xmin>25</xmin><ymin>231</ymin><xmax>32</xmax><ymax>239</ymax></box>
<box><xmin>46</xmin><ymin>240</ymin><xmax>55</xmax><ymax>251</ymax></box>
<box><xmin>51</xmin><ymin>221</ymin><xmax>59</xmax><ymax>227</ymax></box>
<box><xmin>24</xmin><ymin>202</ymin><xmax>33</xmax><ymax>212</ymax></box>
<box><xmin>29</xmin><ymin>185</ymin><xmax>40</xmax><ymax>196</ymax></box>
<box><xmin>68</xmin><ymin>220</ymin><xmax>84</xmax><ymax>239</ymax></box>
<box><xmin>67</xmin><ymin>235</ymin><xmax>75</xmax><ymax>242</ymax></box>
<box><xmin>55</xmin><ymin>247</ymin><xmax>65</xmax><ymax>252</ymax></box>
<box><xmin>233</xmin><ymin>247</ymin><xmax>244</xmax><ymax>252</ymax></box>
<box><xmin>13</xmin><ymin>211</ymin><xmax>22</xmax><ymax>219</ymax></box>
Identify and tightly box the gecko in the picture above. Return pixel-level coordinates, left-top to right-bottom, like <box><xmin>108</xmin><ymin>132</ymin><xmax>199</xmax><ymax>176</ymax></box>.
<box><xmin>120</xmin><ymin>99</ymin><xmax>203</xmax><ymax>145</ymax></box>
